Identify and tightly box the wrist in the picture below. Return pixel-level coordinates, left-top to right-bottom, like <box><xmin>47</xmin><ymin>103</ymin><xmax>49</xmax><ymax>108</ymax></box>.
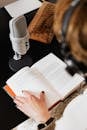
<box><xmin>37</xmin><ymin>117</ymin><xmax>55</xmax><ymax>130</ymax></box>
<box><xmin>37</xmin><ymin>112</ymin><xmax>51</xmax><ymax>123</ymax></box>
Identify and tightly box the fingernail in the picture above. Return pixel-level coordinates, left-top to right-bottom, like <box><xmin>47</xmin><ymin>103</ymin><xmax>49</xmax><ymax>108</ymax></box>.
<box><xmin>42</xmin><ymin>91</ymin><xmax>45</xmax><ymax>94</ymax></box>
<box><xmin>22</xmin><ymin>90</ymin><xmax>24</xmax><ymax>93</ymax></box>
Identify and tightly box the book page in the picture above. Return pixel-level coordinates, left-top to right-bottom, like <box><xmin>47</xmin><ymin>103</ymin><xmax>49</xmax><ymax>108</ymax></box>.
<box><xmin>58</xmin><ymin>73</ymin><xmax>84</xmax><ymax>98</ymax></box>
<box><xmin>6</xmin><ymin>66</ymin><xmax>61</xmax><ymax>109</ymax></box>
<box><xmin>32</xmin><ymin>53</ymin><xmax>67</xmax><ymax>89</ymax></box>
<box><xmin>55</xmin><ymin>94</ymin><xmax>87</xmax><ymax>130</ymax></box>
<box><xmin>32</xmin><ymin>53</ymin><xmax>67</xmax><ymax>71</ymax></box>
<box><xmin>5</xmin><ymin>0</ymin><xmax>42</xmax><ymax>17</ymax></box>
<box><xmin>32</xmin><ymin>53</ymin><xmax>84</xmax><ymax>99</ymax></box>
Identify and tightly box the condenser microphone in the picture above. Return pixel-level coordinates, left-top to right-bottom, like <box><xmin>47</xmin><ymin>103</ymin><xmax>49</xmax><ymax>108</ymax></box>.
<box><xmin>9</xmin><ymin>15</ymin><xmax>29</xmax><ymax>60</ymax></box>
<box><xmin>9</xmin><ymin>15</ymin><xmax>32</xmax><ymax>72</ymax></box>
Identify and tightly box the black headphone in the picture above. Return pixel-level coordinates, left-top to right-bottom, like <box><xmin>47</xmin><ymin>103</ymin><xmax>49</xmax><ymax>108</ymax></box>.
<box><xmin>59</xmin><ymin>0</ymin><xmax>86</xmax><ymax>75</ymax></box>
<box><xmin>61</xmin><ymin>0</ymin><xmax>80</xmax><ymax>41</ymax></box>
<box><xmin>60</xmin><ymin>0</ymin><xmax>80</xmax><ymax>60</ymax></box>
<box><xmin>59</xmin><ymin>0</ymin><xmax>87</xmax><ymax>82</ymax></box>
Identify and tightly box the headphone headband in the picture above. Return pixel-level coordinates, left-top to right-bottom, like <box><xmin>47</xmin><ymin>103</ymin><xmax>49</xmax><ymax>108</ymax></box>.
<box><xmin>61</xmin><ymin>0</ymin><xmax>80</xmax><ymax>42</ymax></box>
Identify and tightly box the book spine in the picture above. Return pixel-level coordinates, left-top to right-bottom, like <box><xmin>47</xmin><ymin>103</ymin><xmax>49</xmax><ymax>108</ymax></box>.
<box><xmin>4</xmin><ymin>85</ymin><xmax>16</xmax><ymax>98</ymax></box>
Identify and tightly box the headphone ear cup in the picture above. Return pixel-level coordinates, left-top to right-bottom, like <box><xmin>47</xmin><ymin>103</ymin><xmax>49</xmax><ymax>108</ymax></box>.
<box><xmin>64</xmin><ymin>53</ymin><xmax>80</xmax><ymax>75</ymax></box>
<box><xmin>65</xmin><ymin>63</ymin><xmax>80</xmax><ymax>76</ymax></box>
<box><xmin>60</xmin><ymin>42</ymin><xmax>70</xmax><ymax>57</ymax></box>
<box><xmin>61</xmin><ymin>0</ymin><xmax>80</xmax><ymax>57</ymax></box>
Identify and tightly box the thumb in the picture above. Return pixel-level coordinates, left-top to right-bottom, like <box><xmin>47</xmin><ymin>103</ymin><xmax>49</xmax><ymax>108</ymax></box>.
<box><xmin>40</xmin><ymin>91</ymin><xmax>45</xmax><ymax>101</ymax></box>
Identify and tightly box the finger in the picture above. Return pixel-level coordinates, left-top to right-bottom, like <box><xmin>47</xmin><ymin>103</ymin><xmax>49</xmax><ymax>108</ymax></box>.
<box><xmin>14</xmin><ymin>96</ymin><xmax>26</xmax><ymax>103</ymax></box>
<box><xmin>13</xmin><ymin>98</ymin><xmax>23</xmax><ymax>107</ymax></box>
<box><xmin>31</xmin><ymin>94</ymin><xmax>39</xmax><ymax>100</ymax></box>
<box><xmin>40</xmin><ymin>91</ymin><xmax>45</xmax><ymax>101</ymax></box>
<box><xmin>16</xmin><ymin>105</ymin><xmax>31</xmax><ymax>118</ymax></box>
<box><xmin>22</xmin><ymin>90</ymin><xmax>39</xmax><ymax>103</ymax></box>
<box><xmin>22</xmin><ymin>90</ymin><xmax>32</xmax><ymax>98</ymax></box>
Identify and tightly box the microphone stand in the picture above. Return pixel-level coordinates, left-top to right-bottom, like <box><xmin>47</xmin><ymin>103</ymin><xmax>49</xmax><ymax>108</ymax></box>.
<box><xmin>8</xmin><ymin>33</ymin><xmax>32</xmax><ymax>72</ymax></box>
<box><xmin>9</xmin><ymin>51</ymin><xmax>32</xmax><ymax>72</ymax></box>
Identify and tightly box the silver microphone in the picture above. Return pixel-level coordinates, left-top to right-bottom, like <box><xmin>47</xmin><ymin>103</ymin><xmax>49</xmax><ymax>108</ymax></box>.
<box><xmin>9</xmin><ymin>15</ymin><xmax>30</xmax><ymax>60</ymax></box>
<box><xmin>9</xmin><ymin>15</ymin><xmax>32</xmax><ymax>72</ymax></box>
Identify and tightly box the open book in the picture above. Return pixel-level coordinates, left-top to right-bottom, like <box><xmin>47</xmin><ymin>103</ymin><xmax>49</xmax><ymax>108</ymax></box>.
<box><xmin>4</xmin><ymin>53</ymin><xmax>84</xmax><ymax>110</ymax></box>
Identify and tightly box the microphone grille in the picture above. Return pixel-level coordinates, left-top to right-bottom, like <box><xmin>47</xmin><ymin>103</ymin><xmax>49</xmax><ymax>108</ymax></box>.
<box><xmin>9</xmin><ymin>15</ymin><xmax>27</xmax><ymax>38</ymax></box>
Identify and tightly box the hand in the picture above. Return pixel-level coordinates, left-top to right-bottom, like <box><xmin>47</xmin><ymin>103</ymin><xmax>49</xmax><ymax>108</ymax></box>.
<box><xmin>13</xmin><ymin>90</ymin><xmax>51</xmax><ymax>123</ymax></box>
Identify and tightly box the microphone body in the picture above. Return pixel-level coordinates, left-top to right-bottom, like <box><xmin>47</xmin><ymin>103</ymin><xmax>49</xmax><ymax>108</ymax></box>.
<box><xmin>9</xmin><ymin>15</ymin><xmax>30</xmax><ymax>60</ymax></box>
<box><xmin>9</xmin><ymin>15</ymin><xmax>32</xmax><ymax>72</ymax></box>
